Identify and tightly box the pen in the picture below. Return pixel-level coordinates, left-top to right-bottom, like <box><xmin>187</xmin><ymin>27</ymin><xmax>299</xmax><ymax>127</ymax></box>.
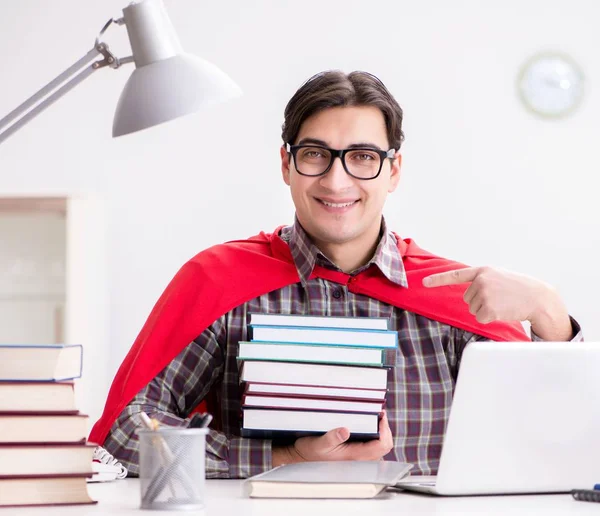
<box><xmin>138</xmin><ymin>412</ymin><xmax>177</xmax><ymax>464</ymax></box>
<box><xmin>138</xmin><ymin>412</ymin><xmax>177</xmax><ymax>497</ymax></box>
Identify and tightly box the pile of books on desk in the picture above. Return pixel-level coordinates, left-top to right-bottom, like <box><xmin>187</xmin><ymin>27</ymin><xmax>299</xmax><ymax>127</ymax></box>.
<box><xmin>0</xmin><ymin>343</ymin><xmax>96</xmax><ymax>508</ymax></box>
<box><xmin>238</xmin><ymin>313</ymin><xmax>396</xmax><ymax>440</ymax></box>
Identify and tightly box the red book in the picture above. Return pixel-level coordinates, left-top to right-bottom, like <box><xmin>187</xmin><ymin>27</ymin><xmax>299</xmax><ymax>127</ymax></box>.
<box><xmin>0</xmin><ymin>382</ymin><xmax>76</xmax><ymax>413</ymax></box>
<box><xmin>0</xmin><ymin>442</ymin><xmax>95</xmax><ymax>478</ymax></box>
<box><xmin>0</xmin><ymin>474</ymin><xmax>96</xmax><ymax>507</ymax></box>
<box><xmin>0</xmin><ymin>412</ymin><xmax>88</xmax><ymax>444</ymax></box>
<box><xmin>242</xmin><ymin>394</ymin><xmax>383</xmax><ymax>414</ymax></box>
<box><xmin>244</xmin><ymin>382</ymin><xmax>387</xmax><ymax>402</ymax></box>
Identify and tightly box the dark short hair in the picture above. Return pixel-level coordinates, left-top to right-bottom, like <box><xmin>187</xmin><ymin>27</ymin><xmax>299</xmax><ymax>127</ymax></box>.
<box><xmin>281</xmin><ymin>70</ymin><xmax>405</xmax><ymax>150</ymax></box>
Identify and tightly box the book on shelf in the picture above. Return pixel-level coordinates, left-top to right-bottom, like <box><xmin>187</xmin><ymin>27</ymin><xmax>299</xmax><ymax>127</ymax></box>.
<box><xmin>249</xmin><ymin>325</ymin><xmax>397</xmax><ymax>349</ymax></box>
<box><xmin>0</xmin><ymin>412</ymin><xmax>88</xmax><ymax>443</ymax></box>
<box><xmin>0</xmin><ymin>443</ymin><xmax>95</xmax><ymax>477</ymax></box>
<box><xmin>0</xmin><ymin>381</ymin><xmax>76</xmax><ymax>412</ymax></box>
<box><xmin>244</xmin><ymin>460</ymin><xmax>413</xmax><ymax>499</ymax></box>
<box><xmin>249</xmin><ymin>313</ymin><xmax>389</xmax><ymax>330</ymax></box>
<box><xmin>0</xmin><ymin>344</ymin><xmax>83</xmax><ymax>381</ymax></box>
<box><xmin>237</xmin><ymin>341</ymin><xmax>385</xmax><ymax>366</ymax></box>
<box><xmin>242</xmin><ymin>394</ymin><xmax>384</xmax><ymax>414</ymax></box>
<box><xmin>0</xmin><ymin>475</ymin><xmax>96</xmax><ymax>507</ymax></box>
<box><xmin>241</xmin><ymin>408</ymin><xmax>380</xmax><ymax>440</ymax></box>
<box><xmin>244</xmin><ymin>382</ymin><xmax>387</xmax><ymax>402</ymax></box>
<box><xmin>240</xmin><ymin>361</ymin><xmax>389</xmax><ymax>391</ymax></box>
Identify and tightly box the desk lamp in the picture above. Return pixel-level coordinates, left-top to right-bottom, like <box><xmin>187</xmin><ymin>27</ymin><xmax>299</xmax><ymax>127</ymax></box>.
<box><xmin>0</xmin><ymin>0</ymin><xmax>242</xmax><ymax>143</ymax></box>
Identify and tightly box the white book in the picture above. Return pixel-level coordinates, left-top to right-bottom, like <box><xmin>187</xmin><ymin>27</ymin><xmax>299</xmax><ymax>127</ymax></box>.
<box><xmin>245</xmin><ymin>383</ymin><xmax>386</xmax><ymax>401</ymax></box>
<box><xmin>240</xmin><ymin>361</ymin><xmax>388</xmax><ymax>390</ymax></box>
<box><xmin>243</xmin><ymin>409</ymin><xmax>378</xmax><ymax>435</ymax></box>
<box><xmin>250</xmin><ymin>325</ymin><xmax>397</xmax><ymax>349</ymax></box>
<box><xmin>249</xmin><ymin>313</ymin><xmax>389</xmax><ymax>330</ymax></box>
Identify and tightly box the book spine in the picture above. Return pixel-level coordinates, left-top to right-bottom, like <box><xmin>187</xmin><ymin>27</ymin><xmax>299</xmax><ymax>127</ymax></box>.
<box><xmin>240</xmin><ymin>428</ymin><xmax>379</xmax><ymax>441</ymax></box>
<box><xmin>241</xmin><ymin>395</ymin><xmax>384</xmax><ymax>413</ymax></box>
<box><xmin>242</xmin><ymin>406</ymin><xmax>382</xmax><ymax>416</ymax></box>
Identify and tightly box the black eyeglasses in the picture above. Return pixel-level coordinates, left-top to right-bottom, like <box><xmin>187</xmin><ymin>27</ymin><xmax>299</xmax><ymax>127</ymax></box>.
<box><xmin>286</xmin><ymin>143</ymin><xmax>396</xmax><ymax>180</ymax></box>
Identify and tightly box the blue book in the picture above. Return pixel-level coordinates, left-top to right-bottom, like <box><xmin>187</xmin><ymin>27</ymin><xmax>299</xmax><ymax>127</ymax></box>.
<box><xmin>249</xmin><ymin>324</ymin><xmax>398</xmax><ymax>349</ymax></box>
<box><xmin>0</xmin><ymin>344</ymin><xmax>83</xmax><ymax>381</ymax></box>
<box><xmin>237</xmin><ymin>341</ymin><xmax>386</xmax><ymax>366</ymax></box>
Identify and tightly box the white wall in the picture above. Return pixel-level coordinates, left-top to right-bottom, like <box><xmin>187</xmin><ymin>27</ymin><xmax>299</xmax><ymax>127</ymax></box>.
<box><xmin>65</xmin><ymin>196</ymin><xmax>109</xmax><ymax>423</ymax></box>
<box><xmin>1</xmin><ymin>0</ymin><xmax>598</xmax><ymax>420</ymax></box>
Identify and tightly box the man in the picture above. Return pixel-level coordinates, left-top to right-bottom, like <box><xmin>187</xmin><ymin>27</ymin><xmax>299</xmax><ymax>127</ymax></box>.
<box><xmin>90</xmin><ymin>71</ymin><xmax>581</xmax><ymax>478</ymax></box>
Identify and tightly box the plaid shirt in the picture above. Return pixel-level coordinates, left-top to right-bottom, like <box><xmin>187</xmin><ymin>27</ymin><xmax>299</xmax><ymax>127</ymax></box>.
<box><xmin>104</xmin><ymin>218</ymin><xmax>582</xmax><ymax>478</ymax></box>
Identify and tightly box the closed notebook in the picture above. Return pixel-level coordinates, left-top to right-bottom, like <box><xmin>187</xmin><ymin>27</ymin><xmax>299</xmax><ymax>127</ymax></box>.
<box><xmin>0</xmin><ymin>413</ymin><xmax>88</xmax><ymax>443</ymax></box>
<box><xmin>0</xmin><ymin>474</ymin><xmax>96</xmax><ymax>507</ymax></box>
<box><xmin>244</xmin><ymin>460</ymin><xmax>413</xmax><ymax>498</ymax></box>
<box><xmin>89</xmin><ymin>446</ymin><xmax>128</xmax><ymax>483</ymax></box>
<box><xmin>0</xmin><ymin>344</ymin><xmax>83</xmax><ymax>381</ymax></box>
<box><xmin>0</xmin><ymin>382</ymin><xmax>76</xmax><ymax>412</ymax></box>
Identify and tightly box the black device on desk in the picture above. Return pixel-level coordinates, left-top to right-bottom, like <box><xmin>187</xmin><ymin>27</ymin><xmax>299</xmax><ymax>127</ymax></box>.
<box><xmin>572</xmin><ymin>485</ymin><xmax>600</xmax><ymax>503</ymax></box>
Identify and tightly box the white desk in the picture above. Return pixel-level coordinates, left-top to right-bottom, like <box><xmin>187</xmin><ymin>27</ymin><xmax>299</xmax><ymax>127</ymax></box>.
<box><xmin>12</xmin><ymin>479</ymin><xmax>600</xmax><ymax>515</ymax></box>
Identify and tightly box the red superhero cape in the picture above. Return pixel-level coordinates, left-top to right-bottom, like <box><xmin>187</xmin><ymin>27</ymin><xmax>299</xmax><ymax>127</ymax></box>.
<box><xmin>89</xmin><ymin>227</ymin><xmax>528</xmax><ymax>444</ymax></box>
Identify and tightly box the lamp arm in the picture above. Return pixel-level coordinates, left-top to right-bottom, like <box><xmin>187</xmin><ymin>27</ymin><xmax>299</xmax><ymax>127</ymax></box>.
<box><xmin>0</xmin><ymin>17</ymin><xmax>134</xmax><ymax>145</ymax></box>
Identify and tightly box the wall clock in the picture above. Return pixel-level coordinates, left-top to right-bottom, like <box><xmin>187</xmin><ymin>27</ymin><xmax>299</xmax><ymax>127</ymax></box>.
<box><xmin>517</xmin><ymin>52</ymin><xmax>584</xmax><ymax>118</ymax></box>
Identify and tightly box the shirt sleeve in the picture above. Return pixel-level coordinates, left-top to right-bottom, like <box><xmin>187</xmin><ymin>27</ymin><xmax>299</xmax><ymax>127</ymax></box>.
<box><xmin>102</xmin><ymin>318</ymin><xmax>273</xmax><ymax>479</ymax></box>
<box><xmin>530</xmin><ymin>316</ymin><xmax>583</xmax><ymax>342</ymax></box>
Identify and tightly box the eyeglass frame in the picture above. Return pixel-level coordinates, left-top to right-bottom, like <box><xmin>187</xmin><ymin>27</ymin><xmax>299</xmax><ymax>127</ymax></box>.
<box><xmin>285</xmin><ymin>143</ymin><xmax>397</xmax><ymax>180</ymax></box>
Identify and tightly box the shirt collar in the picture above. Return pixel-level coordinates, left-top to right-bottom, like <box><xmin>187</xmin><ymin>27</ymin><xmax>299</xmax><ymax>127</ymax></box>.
<box><xmin>279</xmin><ymin>216</ymin><xmax>408</xmax><ymax>288</ymax></box>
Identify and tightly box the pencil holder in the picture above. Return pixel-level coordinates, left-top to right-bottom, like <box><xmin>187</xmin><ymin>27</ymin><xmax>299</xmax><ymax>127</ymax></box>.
<box><xmin>138</xmin><ymin>427</ymin><xmax>208</xmax><ymax>511</ymax></box>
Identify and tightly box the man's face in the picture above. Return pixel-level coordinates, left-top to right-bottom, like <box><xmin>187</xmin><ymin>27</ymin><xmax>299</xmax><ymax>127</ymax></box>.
<box><xmin>281</xmin><ymin>105</ymin><xmax>401</xmax><ymax>250</ymax></box>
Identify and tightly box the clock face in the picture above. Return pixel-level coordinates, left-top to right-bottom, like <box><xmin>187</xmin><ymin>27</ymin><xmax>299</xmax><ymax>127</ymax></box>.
<box><xmin>517</xmin><ymin>53</ymin><xmax>584</xmax><ymax>118</ymax></box>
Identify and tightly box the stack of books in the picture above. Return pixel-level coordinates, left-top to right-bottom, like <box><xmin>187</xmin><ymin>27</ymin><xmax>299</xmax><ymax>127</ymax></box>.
<box><xmin>238</xmin><ymin>313</ymin><xmax>397</xmax><ymax>440</ymax></box>
<box><xmin>0</xmin><ymin>344</ymin><xmax>96</xmax><ymax>508</ymax></box>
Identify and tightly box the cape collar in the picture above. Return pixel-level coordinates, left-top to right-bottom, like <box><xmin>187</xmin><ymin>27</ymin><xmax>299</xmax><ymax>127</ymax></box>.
<box><xmin>279</xmin><ymin>216</ymin><xmax>408</xmax><ymax>288</ymax></box>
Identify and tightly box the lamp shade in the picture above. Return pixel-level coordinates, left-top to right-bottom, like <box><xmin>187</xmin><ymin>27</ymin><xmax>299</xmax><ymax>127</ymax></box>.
<box><xmin>112</xmin><ymin>53</ymin><xmax>242</xmax><ymax>137</ymax></box>
<box><xmin>112</xmin><ymin>0</ymin><xmax>241</xmax><ymax>137</ymax></box>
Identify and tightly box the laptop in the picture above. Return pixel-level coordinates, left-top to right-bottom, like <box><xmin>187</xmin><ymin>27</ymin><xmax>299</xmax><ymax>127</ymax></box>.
<box><xmin>397</xmin><ymin>341</ymin><xmax>600</xmax><ymax>496</ymax></box>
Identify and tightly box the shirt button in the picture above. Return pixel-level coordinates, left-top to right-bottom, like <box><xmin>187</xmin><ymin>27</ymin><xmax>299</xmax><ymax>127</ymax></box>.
<box><xmin>332</xmin><ymin>288</ymin><xmax>342</xmax><ymax>299</ymax></box>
